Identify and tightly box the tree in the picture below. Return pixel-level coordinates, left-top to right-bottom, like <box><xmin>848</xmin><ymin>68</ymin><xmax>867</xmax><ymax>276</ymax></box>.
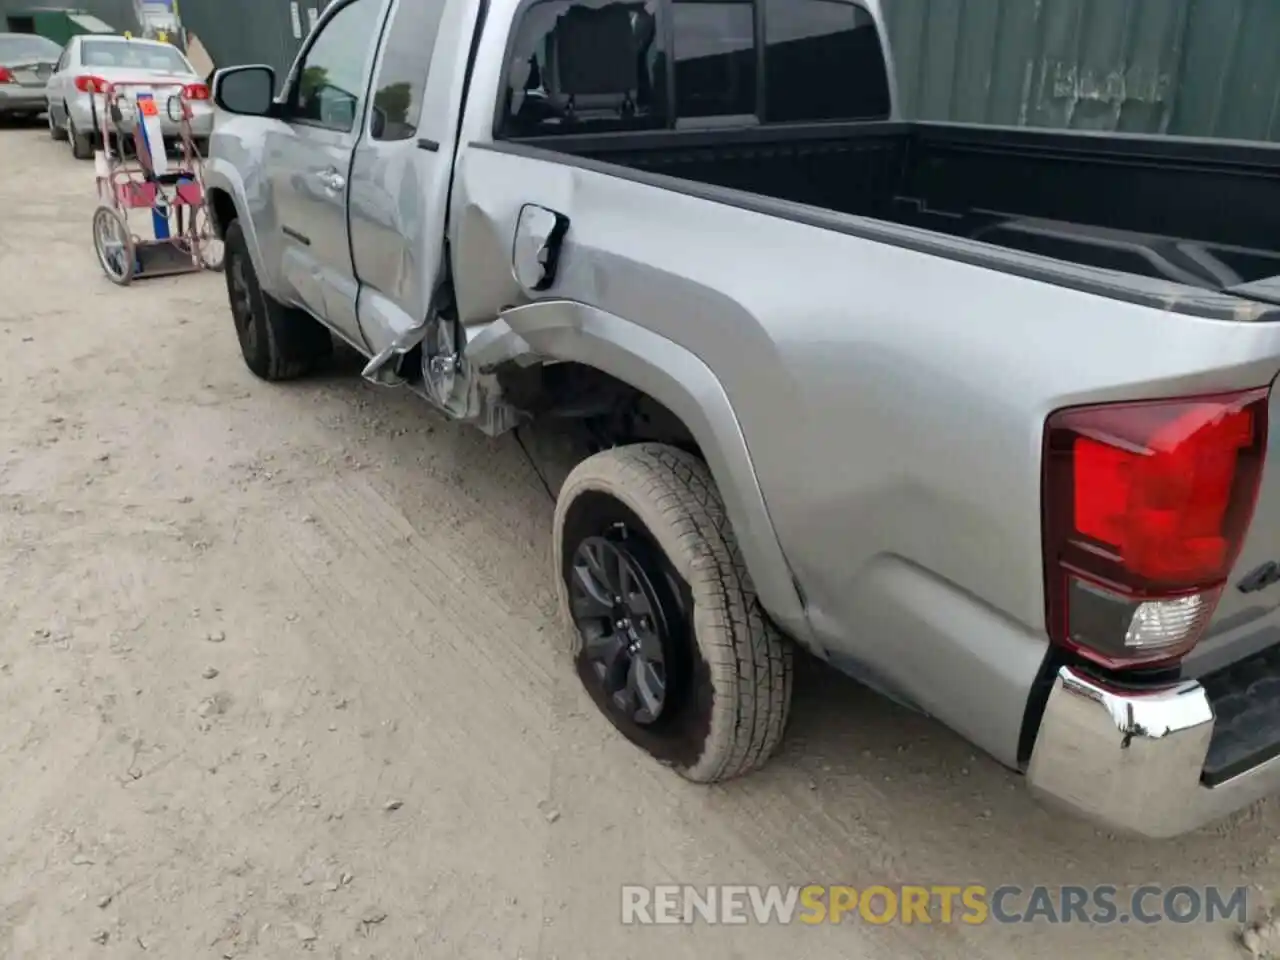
<box><xmin>298</xmin><ymin>65</ymin><xmax>330</xmax><ymax>104</ymax></box>
<box><xmin>373</xmin><ymin>81</ymin><xmax>412</xmax><ymax>129</ymax></box>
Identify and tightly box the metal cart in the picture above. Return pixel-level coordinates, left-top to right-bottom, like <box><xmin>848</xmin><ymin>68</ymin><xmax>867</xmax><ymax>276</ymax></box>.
<box><xmin>91</xmin><ymin>79</ymin><xmax>223</xmax><ymax>285</ymax></box>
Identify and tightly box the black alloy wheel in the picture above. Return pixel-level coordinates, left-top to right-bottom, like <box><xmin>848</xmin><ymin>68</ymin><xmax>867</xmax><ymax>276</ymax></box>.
<box><xmin>226</xmin><ymin>242</ymin><xmax>259</xmax><ymax>360</ymax></box>
<box><xmin>569</xmin><ymin>530</ymin><xmax>677</xmax><ymax>726</ymax></box>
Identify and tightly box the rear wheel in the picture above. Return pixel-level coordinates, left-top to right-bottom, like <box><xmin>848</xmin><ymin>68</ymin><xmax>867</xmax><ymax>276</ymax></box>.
<box><xmin>48</xmin><ymin>107</ymin><xmax>67</xmax><ymax>141</ymax></box>
<box><xmin>68</xmin><ymin>112</ymin><xmax>93</xmax><ymax>160</ymax></box>
<box><xmin>223</xmin><ymin>219</ymin><xmax>331</xmax><ymax>381</ymax></box>
<box><xmin>554</xmin><ymin>443</ymin><xmax>793</xmax><ymax>782</ymax></box>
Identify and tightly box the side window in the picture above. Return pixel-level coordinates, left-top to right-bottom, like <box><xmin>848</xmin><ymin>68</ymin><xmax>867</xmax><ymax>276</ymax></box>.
<box><xmin>762</xmin><ymin>0</ymin><xmax>890</xmax><ymax>123</ymax></box>
<box><xmin>291</xmin><ymin>0</ymin><xmax>384</xmax><ymax>133</ymax></box>
<box><xmin>671</xmin><ymin>0</ymin><xmax>756</xmax><ymax>122</ymax></box>
<box><xmin>369</xmin><ymin>0</ymin><xmax>446</xmax><ymax>140</ymax></box>
<box><xmin>497</xmin><ymin>0</ymin><xmax>668</xmax><ymax>138</ymax></box>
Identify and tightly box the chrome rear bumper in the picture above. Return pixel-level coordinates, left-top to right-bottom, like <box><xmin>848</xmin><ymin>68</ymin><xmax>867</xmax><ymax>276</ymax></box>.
<box><xmin>1027</xmin><ymin>666</ymin><xmax>1280</xmax><ymax>838</ymax></box>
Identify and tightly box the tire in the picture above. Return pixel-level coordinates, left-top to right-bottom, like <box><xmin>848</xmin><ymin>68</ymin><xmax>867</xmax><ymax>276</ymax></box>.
<box><xmin>68</xmin><ymin>114</ymin><xmax>93</xmax><ymax>160</ymax></box>
<box><xmin>92</xmin><ymin>206</ymin><xmax>135</xmax><ymax>285</ymax></box>
<box><xmin>554</xmin><ymin>443</ymin><xmax>793</xmax><ymax>783</ymax></box>
<box><xmin>49</xmin><ymin>108</ymin><xmax>67</xmax><ymax>141</ymax></box>
<box><xmin>223</xmin><ymin>219</ymin><xmax>331</xmax><ymax>381</ymax></box>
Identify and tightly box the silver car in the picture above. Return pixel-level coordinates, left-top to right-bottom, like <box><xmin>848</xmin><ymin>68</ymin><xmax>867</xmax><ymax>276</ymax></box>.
<box><xmin>45</xmin><ymin>34</ymin><xmax>213</xmax><ymax>159</ymax></box>
<box><xmin>0</xmin><ymin>33</ymin><xmax>60</xmax><ymax>120</ymax></box>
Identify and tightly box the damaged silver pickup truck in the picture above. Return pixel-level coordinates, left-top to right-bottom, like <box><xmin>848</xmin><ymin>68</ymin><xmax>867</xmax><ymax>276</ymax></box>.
<box><xmin>205</xmin><ymin>0</ymin><xmax>1280</xmax><ymax>837</ymax></box>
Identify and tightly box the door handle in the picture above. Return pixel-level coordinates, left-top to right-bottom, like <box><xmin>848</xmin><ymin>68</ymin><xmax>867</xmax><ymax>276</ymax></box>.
<box><xmin>316</xmin><ymin>169</ymin><xmax>345</xmax><ymax>192</ymax></box>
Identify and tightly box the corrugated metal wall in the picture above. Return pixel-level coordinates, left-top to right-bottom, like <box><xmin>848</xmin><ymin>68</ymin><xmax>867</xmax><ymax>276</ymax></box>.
<box><xmin>175</xmin><ymin>0</ymin><xmax>1280</xmax><ymax>143</ymax></box>
<box><xmin>181</xmin><ymin>0</ymin><xmax>317</xmax><ymax>78</ymax></box>
<box><xmin>0</xmin><ymin>0</ymin><xmax>141</xmax><ymax>36</ymax></box>
<box><xmin>884</xmin><ymin>0</ymin><xmax>1280</xmax><ymax>141</ymax></box>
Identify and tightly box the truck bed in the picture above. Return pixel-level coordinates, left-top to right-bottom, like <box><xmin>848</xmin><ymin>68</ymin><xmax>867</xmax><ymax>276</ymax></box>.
<box><xmin>532</xmin><ymin>122</ymin><xmax>1280</xmax><ymax>299</ymax></box>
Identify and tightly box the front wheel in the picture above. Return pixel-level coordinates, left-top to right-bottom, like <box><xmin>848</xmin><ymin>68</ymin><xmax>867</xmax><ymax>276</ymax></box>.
<box><xmin>92</xmin><ymin>206</ymin><xmax>134</xmax><ymax>285</ymax></box>
<box><xmin>223</xmin><ymin>219</ymin><xmax>331</xmax><ymax>381</ymax></box>
<box><xmin>554</xmin><ymin>443</ymin><xmax>794</xmax><ymax>782</ymax></box>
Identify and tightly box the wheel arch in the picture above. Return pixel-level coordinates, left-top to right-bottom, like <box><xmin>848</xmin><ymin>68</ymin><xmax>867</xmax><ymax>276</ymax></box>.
<box><xmin>203</xmin><ymin>159</ymin><xmax>269</xmax><ymax>283</ymax></box>
<box><xmin>206</xmin><ymin>187</ymin><xmax>238</xmax><ymax>243</ymax></box>
<box><xmin>475</xmin><ymin>299</ymin><xmax>816</xmax><ymax>652</ymax></box>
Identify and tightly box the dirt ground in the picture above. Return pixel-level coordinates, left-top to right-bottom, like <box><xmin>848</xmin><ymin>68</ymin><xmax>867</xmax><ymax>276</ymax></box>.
<box><xmin>1</xmin><ymin>120</ymin><xmax>1277</xmax><ymax>960</ymax></box>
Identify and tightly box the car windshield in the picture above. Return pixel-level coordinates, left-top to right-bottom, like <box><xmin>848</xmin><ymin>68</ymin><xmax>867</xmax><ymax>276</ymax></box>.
<box><xmin>0</xmin><ymin>35</ymin><xmax>61</xmax><ymax>61</ymax></box>
<box><xmin>81</xmin><ymin>39</ymin><xmax>190</xmax><ymax>73</ymax></box>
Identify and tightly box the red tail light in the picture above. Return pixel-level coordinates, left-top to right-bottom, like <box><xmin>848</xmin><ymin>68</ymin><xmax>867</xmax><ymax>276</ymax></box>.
<box><xmin>1043</xmin><ymin>388</ymin><xmax>1269</xmax><ymax>669</ymax></box>
<box><xmin>74</xmin><ymin>74</ymin><xmax>108</xmax><ymax>94</ymax></box>
<box><xmin>183</xmin><ymin>82</ymin><xmax>210</xmax><ymax>101</ymax></box>
<box><xmin>0</xmin><ymin>66</ymin><xmax>14</xmax><ymax>84</ymax></box>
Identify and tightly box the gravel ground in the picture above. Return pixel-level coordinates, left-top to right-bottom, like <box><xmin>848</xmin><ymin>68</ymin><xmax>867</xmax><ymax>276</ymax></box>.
<box><xmin>0</xmin><ymin>119</ymin><xmax>1276</xmax><ymax>959</ymax></box>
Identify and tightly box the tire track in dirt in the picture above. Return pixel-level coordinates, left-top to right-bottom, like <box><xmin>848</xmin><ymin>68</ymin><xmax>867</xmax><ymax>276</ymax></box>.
<box><xmin>267</xmin><ymin>481</ymin><xmax>554</xmax><ymax>953</ymax></box>
<box><xmin>280</xmin><ymin>505</ymin><xmax>546</xmax><ymax>791</ymax></box>
<box><xmin>294</xmin><ymin>473</ymin><xmax>558</xmax><ymax>736</ymax></box>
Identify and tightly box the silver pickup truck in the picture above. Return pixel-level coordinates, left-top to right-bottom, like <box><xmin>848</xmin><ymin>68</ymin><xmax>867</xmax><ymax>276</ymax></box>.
<box><xmin>205</xmin><ymin>0</ymin><xmax>1280</xmax><ymax>838</ymax></box>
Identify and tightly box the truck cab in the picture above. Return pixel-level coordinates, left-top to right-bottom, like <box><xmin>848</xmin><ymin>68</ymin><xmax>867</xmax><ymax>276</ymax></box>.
<box><xmin>205</xmin><ymin>0</ymin><xmax>464</xmax><ymax>364</ymax></box>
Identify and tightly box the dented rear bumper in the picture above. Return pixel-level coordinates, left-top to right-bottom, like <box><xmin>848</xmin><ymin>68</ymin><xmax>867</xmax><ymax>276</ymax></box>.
<box><xmin>1027</xmin><ymin>665</ymin><xmax>1280</xmax><ymax>838</ymax></box>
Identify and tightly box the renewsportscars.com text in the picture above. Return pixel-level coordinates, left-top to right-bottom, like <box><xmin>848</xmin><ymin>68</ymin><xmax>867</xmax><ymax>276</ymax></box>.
<box><xmin>621</xmin><ymin>884</ymin><xmax>1249</xmax><ymax>926</ymax></box>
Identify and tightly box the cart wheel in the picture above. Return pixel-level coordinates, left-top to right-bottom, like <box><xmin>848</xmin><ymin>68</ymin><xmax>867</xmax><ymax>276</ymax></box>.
<box><xmin>92</xmin><ymin>206</ymin><xmax>135</xmax><ymax>286</ymax></box>
<box><xmin>190</xmin><ymin>206</ymin><xmax>224</xmax><ymax>272</ymax></box>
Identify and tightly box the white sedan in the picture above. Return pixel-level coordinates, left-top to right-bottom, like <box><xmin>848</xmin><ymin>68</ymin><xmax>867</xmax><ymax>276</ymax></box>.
<box><xmin>45</xmin><ymin>34</ymin><xmax>213</xmax><ymax>160</ymax></box>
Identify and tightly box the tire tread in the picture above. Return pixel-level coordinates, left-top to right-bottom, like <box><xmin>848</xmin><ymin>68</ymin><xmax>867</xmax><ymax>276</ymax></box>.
<box><xmin>224</xmin><ymin>219</ymin><xmax>330</xmax><ymax>382</ymax></box>
<box><xmin>556</xmin><ymin>442</ymin><xmax>793</xmax><ymax>782</ymax></box>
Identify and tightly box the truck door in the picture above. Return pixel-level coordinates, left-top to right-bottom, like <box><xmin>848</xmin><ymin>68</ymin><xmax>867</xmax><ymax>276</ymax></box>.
<box><xmin>266</xmin><ymin>0</ymin><xmax>385</xmax><ymax>350</ymax></box>
<box><xmin>347</xmin><ymin>0</ymin><xmax>478</xmax><ymax>362</ymax></box>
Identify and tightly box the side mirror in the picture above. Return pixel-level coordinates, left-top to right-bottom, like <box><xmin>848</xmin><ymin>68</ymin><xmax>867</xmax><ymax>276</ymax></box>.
<box><xmin>370</xmin><ymin>104</ymin><xmax>387</xmax><ymax>139</ymax></box>
<box><xmin>213</xmin><ymin>65</ymin><xmax>276</xmax><ymax>116</ymax></box>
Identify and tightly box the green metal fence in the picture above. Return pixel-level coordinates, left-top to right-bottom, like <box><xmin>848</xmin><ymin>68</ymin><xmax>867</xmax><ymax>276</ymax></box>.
<box><xmin>0</xmin><ymin>0</ymin><xmax>141</xmax><ymax>40</ymax></box>
<box><xmin>181</xmin><ymin>0</ymin><xmax>311</xmax><ymax>79</ymax></box>
<box><xmin>884</xmin><ymin>0</ymin><xmax>1280</xmax><ymax>141</ymax></box>
<box><xmin>177</xmin><ymin>0</ymin><xmax>1280</xmax><ymax>144</ymax></box>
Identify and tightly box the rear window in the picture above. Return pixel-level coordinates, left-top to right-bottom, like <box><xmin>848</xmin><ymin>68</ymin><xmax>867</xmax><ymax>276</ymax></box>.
<box><xmin>81</xmin><ymin>40</ymin><xmax>190</xmax><ymax>73</ymax></box>
<box><xmin>496</xmin><ymin>0</ymin><xmax>889</xmax><ymax>138</ymax></box>
<box><xmin>763</xmin><ymin>0</ymin><xmax>890</xmax><ymax>123</ymax></box>
<box><xmin>0</xmin><ymin>35</ymin><xmax>61</xmax><ymax>62</ymax></box>
<box><xmin>672</xmin><ymin>0</ymin><xmax>755</xmax><ymax>121</ymax></box>
<box><xmin>500</xmin><ymin>0</ymin><xmax>668</xmax><ymax>137</ymax></box>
